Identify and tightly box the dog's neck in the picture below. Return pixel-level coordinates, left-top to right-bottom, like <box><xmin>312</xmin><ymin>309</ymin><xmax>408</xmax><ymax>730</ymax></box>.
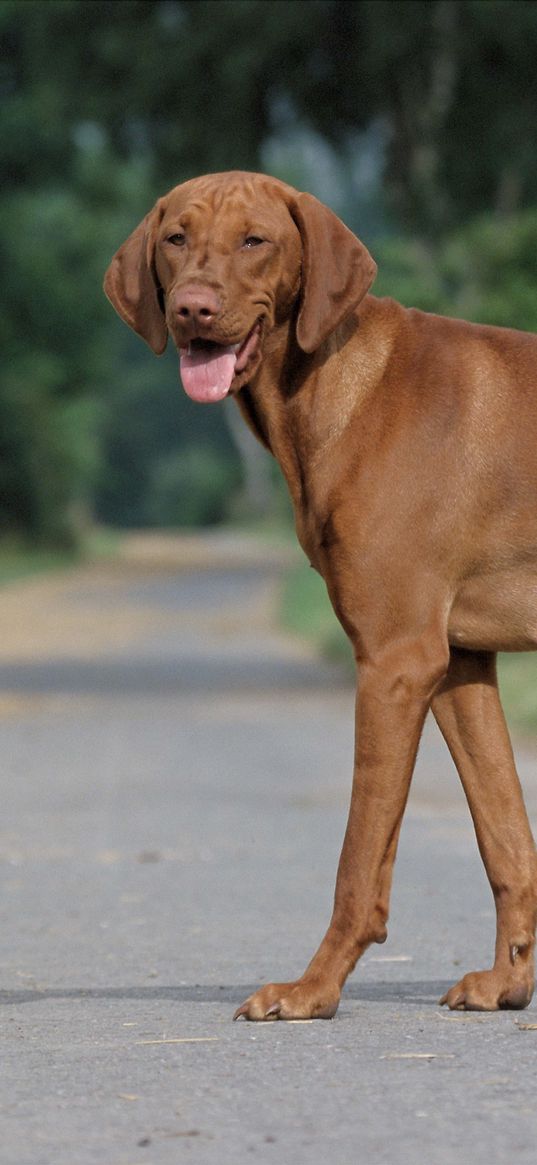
<box><xmin>235</xmin><ymin>320</ymin><xmax>315</xmax><ymax>516</ymax></box>
<box><xmin>235</xmin><ymin>299</ymin><xmax>398</xmax><ymax>543</ymax></box>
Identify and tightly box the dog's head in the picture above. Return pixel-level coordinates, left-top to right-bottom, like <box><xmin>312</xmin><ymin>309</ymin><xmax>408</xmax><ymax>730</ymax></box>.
<box><xmin>104</xmin><ymin>171</ymin><xmax>376</xmax><ymax>403</ymax></box>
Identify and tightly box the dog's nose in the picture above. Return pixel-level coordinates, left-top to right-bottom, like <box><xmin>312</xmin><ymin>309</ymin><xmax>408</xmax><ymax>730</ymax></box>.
<box><xmin>174</xmin><ymin>285</ymin><xmax>221</xmax><ymax>326</ymax></box>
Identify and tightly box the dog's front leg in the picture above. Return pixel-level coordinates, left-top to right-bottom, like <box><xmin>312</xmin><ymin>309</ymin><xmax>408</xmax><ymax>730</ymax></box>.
<box><xmin>234</xmin><ymin>633</ymin><xmax>448</xmax><ymax>1021</ymax></box>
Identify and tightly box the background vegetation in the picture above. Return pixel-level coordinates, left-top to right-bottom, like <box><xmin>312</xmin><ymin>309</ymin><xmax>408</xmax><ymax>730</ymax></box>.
<box><xmin>2</xmin><ymin>0</ymin><xmax>537</xmax><ymax>724</ymax></box>
<box><xmin>3</xmin><ymin>0</ymin><xmax>537</xmax><ymax>544</ymax></box>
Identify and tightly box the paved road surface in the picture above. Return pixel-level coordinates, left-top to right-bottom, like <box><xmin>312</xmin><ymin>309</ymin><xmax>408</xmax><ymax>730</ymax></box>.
<box><xmin>1</xmin><ymin>531</ymin><xmax>537</xmax><ymax>1165</ymax></box>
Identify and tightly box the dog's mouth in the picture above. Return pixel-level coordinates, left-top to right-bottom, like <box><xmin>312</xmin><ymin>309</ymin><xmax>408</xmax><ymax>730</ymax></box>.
<box><xmin>179</xmin><ymin>320</ymin><xmax>262</xmax><ymax>404</ymax></box>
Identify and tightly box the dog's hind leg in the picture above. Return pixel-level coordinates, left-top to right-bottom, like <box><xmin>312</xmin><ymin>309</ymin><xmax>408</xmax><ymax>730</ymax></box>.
<box><xmin>432</xmin><ymin>648</ymin><xmax>537</xmax><ymax>1010</ymax></box>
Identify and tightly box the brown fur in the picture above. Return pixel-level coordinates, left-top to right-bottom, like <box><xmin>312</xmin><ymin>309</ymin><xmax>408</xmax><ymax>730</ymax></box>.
<box><xmin>105</xmin><ymin>171</ymin><xmax>537</xmax><ymax>1020</ymax></box>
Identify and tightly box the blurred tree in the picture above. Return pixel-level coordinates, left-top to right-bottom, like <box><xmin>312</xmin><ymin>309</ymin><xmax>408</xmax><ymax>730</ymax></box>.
<box><xmin>2</xmin><ymin>0</ymin><xmax>537</xmax><ymax>541</ymax></box>
<box><xmin>374</xmin><ymin>209</ymin><xmax>537</xmax><ymax>331</ymax></box>
<box><xmin>5</xmin><ymin>1</ymin><xmax>537</xmax><ymax>232</ymax></box>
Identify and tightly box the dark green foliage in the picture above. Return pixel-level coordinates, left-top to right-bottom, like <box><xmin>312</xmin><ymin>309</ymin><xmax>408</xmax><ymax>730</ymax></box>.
<box><xmin>374</xmin><ymin>210</ymin><xmax>537</xmax><ymax>331</ymax></box>
<box><xmin>146</xmin><ymin>446</ymin><xmax>241</xmax><ymax>528</ymax></box>
<box><xmin>2</xmin><ymin>0</ymin><xmax>537</xmax><ymax>542</ymax></box>
<box><xmin>95</xmin><ymin>340</ymin><xmax>240</xmax><ymax>527</ymax></box>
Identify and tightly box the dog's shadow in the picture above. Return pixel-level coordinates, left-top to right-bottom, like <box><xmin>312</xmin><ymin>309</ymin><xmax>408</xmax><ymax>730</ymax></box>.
<box><xmin>0</xmin><ymin>981</ymin><xmax>451</xmax><ymax>1008</ymax></box>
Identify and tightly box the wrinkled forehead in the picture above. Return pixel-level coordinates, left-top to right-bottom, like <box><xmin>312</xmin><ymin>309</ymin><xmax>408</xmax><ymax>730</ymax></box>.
<box><xmin>159</xmin><ymin>171</ymin><xmax>295</xmax><ymax>235</ymax></box>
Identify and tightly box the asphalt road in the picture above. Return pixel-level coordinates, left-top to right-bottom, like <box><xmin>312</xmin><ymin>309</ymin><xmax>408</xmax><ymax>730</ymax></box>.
<box><xmin>1</xmin><ymin>531</ymin><xmax>537</xmax><ymax>1165</ymax></box>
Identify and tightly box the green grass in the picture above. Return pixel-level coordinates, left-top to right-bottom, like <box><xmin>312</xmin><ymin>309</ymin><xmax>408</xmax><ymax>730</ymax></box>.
<box><xmin>0</xmin><ymin>528</ymin><xmax>122</xmax><ymax>587</ymax></box>
<box><xmin>281</xmin><ymin>561</ymin><xmax>353</xmax><ymax>667</ymax></box>
<box><xmin>497</xmin><ymin>655</ymin><xmax>537</xmax><ymax>736</ymax></box>
<box><xmin>0</xmin><ymin>543</ymin><xmax>77</xmax><ymax>586</ymax></box>
<box><xmin>281</xmin><ymin>561</ymin><xmax>537</xmax><ymax>736</ymax></box>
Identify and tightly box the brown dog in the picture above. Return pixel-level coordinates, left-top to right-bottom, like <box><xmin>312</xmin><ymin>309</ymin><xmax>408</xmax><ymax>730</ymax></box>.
<box><xmin>105</xmin><ymin>171</ymin><xmax>537</xmax><ymax>1020</ymax></box>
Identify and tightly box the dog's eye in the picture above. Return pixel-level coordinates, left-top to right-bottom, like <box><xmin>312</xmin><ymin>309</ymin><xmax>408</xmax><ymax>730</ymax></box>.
<box><xmin>243</xmin><ymin>236</ymin><xmax>264</xmax><ymax>249</ymax></box>
<box><xmin>167</xmin><ymin>232</ymin><xmax>186</xmax><ymax>246</ymax></box>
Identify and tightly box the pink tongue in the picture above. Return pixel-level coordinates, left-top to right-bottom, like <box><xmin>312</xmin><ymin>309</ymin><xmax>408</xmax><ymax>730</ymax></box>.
<box><xmin>179</xmin><ymin>345</ymin><xmax>237</xmax><ymax>403</ymax></box>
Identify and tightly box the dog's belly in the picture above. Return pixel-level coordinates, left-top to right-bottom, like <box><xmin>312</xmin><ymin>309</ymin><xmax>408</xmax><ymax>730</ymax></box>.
<box><xmin>449</xmin><ymin>565</ymin><xmax>537</xmax><ymax>652</ymax></box>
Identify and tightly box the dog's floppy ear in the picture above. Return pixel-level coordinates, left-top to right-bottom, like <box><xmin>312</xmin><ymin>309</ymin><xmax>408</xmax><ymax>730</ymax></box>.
<box><xmin>103</xmin><ymin>201</ymin><xmax>168</xmax><ymax>355</ymax></box>
<box><xmin>290</xmin><ymin>192</ymin><xmax>377</xmax><ymax>354</ymax></box>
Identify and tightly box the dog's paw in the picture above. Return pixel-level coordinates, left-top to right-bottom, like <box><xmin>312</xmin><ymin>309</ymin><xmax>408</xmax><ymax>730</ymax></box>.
<box><xmin>440</xmin><ymin>967</ymin><xmax>534</xmax><ymax>1011</ymax></box>
<box><xmin>233</xmin><ymin>978</ymin><xmax>340</xmax><ymax>1021</ymax></box>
